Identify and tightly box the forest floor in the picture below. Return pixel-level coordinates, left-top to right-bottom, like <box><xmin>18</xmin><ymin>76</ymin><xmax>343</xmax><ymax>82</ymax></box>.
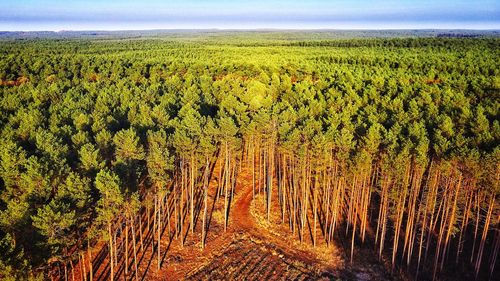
<box><xmin>81</xmin><ymin>160</ymin><xmax>400</xmax><ymax>281</ymax></box>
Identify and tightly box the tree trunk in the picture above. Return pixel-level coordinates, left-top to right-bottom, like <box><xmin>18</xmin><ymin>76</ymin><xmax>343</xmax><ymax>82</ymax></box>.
<box><xmin>202</xmin><ymin>155</ymin><xmax>209</xmax><ymax>249</ymax></box>
<box><xmin>88</xmin><ymin>240</ymin><xmax>93</xmax><ymax>281</ymax></box>
<box><xmin>108</xmin><ymin>222</ymin><xmax>114</xmax><ymax>281</ymax></box>
<box><xmin>313</xmin><ymin>170</ymin><xmax>318</xmax><ymax>247</ymax></box>
<box><xmin>70</xmin><ymin>260</ymin><xmax>74</xmax><ymax>281</ymax></box>
<box><xmin>131</xmin><ymin>217</ymin><xmax>139</xmax><ymax>281</ymax></box>
<box><xmin>157</xmin><ymin>191</ymin><xmax>161</xmax><ymax>271</ymax></box>
<box><xmin>81</xmin><ymin>252</ymin><xmax>87</xmax><ymax>281</ymax></box>
<box><xmin>191</xmin><ymin>154</ymin><xmax>195</xmax><ymax>234</ymax></box>
<box><xmin>224</xmin><ymin>142</ymin><xmax>229</xmax><ymax>231</ymax></box>
<box><xmin>180</xmin><ymin>159</ymin><xmax>185</xmax><ymax>247</ymax></box>
<box><xmin>125</xmin><ymin>219</ymin><xmax>129</xmax><ymax>277</ymax></box>
<box><xmin>475</xmin><ymin>195</ymin><xmax>495</xmax><ymax>278</ymax></box>
<box><xmin>252</xmin><ymin>137</ymin><xmax>255</xmax><ymax>198</ymax></box>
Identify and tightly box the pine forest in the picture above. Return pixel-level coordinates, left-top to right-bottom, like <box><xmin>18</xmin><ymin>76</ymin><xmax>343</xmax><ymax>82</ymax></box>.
<box><xmin>0</xmin><ymin>33</ymin><xmax>499</xmax><ymax>281</ymax></box>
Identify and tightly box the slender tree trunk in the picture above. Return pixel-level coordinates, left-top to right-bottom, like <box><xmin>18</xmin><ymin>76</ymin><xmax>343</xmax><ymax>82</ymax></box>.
<box><xmin>88</xmin><ymin>240</ymin><xmax>93</xmax><ymax>281</ymax></box>
<box><xmin>139</xmin><ymin>215</ymin><xmax>144</xmax><ymax>253</ymax></box>
<box><xmin>81</xmin><ymin>252</ymin><xmax>87</xmax><ymax>281</ymax></box>
<box><xmin>191</xmin><ymin>154</ymin><xmax>195</xmax><ymax>234</ymax></box>
<box><xmin>125</xmin><ymin>219</ymin><xmax>129</xmax><ymax>277</ymax></box>
<box><xmin>167</xmin><ymin>191</ymin><xmax>171</xmax><ymax>240</ymax></box>
<box><xmin>489</xmin><ymin>228</ymin><xmax>500</xmax><ymax>279</ymax></box>
<box><xmin>259</xmin><ymin>146</ymin><xmax>263</xmax><ymax>195</ymax></box>
<box><xmin>416</xmin><ymin>160</ymin><xmax>434</xmax><ymax>279</ymax></box>
<box><xmin>392</xmin><ymin>164</ymin><xmax>410</xmax><ymax>271</ymax></box>
<box><xmin>70</xmin><ymin>260</ymin><xmax>74</xmax><ymax>281</ymax></box>
<box><xmin>475</xmin><ymin>195</ymin><xmax>495</xmax><ymax>278</ymax></box>
<box><xmin>180</xmin><ymin>159</ymin><xmax>185</xmax><ymax>247</ymax></box>
<box><xmin>108</xmin><ymin>222</ymin><xmax>114</xmax><ymax>281</ymax></box>
<box><xmin>457</xmin><ymin>185</ymin><xmax>473</xmax><ymax>263</ymax></box>
<box><xmin>157</xmin><ymin>191</ymin><xmax>161</xmax><ymax>271</ymax></box>
<box><xmin>267</xmin><ymin>142</ymin><xmax>273</xmax><ymax>222</ymax></box>
<box><xmin>252</xmin><ymin>136</ymin><xmax>255</xmax><ymax>198</ymax></box>
<box><xmin>202</xmin><ymin>155</ymin><xmax>209</xmax><ymax>249</ymax></box>
<box><xmin>131</xmin><ymin>217</ymin><xmax>139</xmax><ymax>281</ymax></box>
<box><xmin>313</xmin><ymin>169</ymin><xmax>318</xmax><ymax>247</ymax></box>
<box><xmin>224</xmin><ymin>142</ymin><xmax>229</xmax><ymax>231</ymax></box>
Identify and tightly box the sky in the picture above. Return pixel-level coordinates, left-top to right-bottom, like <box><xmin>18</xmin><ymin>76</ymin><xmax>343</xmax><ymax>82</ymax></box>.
<box><xmin>1</xmin><ymin>0</ymin><xmax>499</xmax><ymax>31</ymax></box>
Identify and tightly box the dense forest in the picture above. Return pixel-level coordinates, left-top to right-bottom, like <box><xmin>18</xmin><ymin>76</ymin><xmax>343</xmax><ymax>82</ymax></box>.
<box><xmin>0</xmin><ymin>35</ymin><xmax>499</xmax><ymax>280</ymax></box>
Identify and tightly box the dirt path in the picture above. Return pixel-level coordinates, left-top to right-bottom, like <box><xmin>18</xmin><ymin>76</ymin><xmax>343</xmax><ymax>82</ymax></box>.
<box><xmin>228</xmin><ymin>168</ymin><xmax>331</xmax><ymax>267</ymax></box>
<box><xmin>182</xmin><ymin>164</ymin><xmax>337</xmax><ymax>280</ymax></box>
<box><xmin>230</xmin><ymin>177</ymin><xmax>254</xmax><ymax>231</ymax></box>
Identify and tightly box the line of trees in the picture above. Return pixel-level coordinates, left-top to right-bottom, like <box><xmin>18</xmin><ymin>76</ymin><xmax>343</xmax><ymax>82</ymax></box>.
<box><xmin>0</xmin><ymin>37</ymin><xmax>498</xmax><ymax>280</ymax></box>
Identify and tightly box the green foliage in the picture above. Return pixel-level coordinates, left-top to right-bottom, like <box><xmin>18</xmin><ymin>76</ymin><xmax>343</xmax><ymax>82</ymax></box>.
<box><xmin>146</xmin><ymin>129</ymin><xmax>173</xmax><ymax>187</ymax></box>
<box><xmin>113</xmin><ymin>128</ymin><xmax>145</xmax><ymax>163</ymax></box>
<box><xmin>0</xmin><ymin>35</ymin><xmax>498</xmax><ymax>276</ymax></box>
<box><xmin>31</xmin><ymin>201</ymin><xmax>76</xmax><ymax>259</ymax></box>
<box><xmin>95</xmin><ymin>169</ymin><xmax>124</xmax><ymax>228</ymax></box>
<box><xmin>0</xmin><ymin>233</ymin><xmax>31</xmax><ymax>281</ymax></box>
<box><xmin>79</xmin><ymin>143</ymin><xmax>104</xmax><ymax>172</ymax></box>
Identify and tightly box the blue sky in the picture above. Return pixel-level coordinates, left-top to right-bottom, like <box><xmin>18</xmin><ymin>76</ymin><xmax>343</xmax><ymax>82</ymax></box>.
<box><xmin>1</xmin><ymin>0</ymin><xmax>499</xmax><ymax>31</ymax></box>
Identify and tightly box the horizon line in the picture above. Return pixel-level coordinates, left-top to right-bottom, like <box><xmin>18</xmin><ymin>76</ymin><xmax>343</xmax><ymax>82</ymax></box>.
<box><xmin>2</xmin><ymin>27</ymin><xmax>500</xmax><ymax>32</ymax></box>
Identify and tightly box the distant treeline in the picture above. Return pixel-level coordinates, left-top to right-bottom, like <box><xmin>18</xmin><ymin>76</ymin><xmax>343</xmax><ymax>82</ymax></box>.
<box><xmin>289</xmin><ymin>37</ymin><xmax>499</xmax><ymax>48</ymax></box>
<box><xmin>1</xmin><ymin>29</ymin><xmax>499</xmax><ymax>41</ymax></box>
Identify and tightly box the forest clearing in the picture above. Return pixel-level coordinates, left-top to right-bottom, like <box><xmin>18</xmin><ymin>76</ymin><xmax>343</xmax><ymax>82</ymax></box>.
<box><xmin>76</xmin><ymin>158</ymin><xmax>395</xmax><ymax>281</ymax></box>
